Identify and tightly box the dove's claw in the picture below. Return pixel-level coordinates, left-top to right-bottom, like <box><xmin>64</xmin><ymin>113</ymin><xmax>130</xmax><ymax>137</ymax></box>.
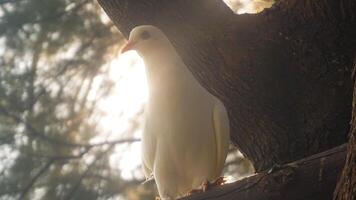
<box><xmin>185</xmin><ymin>178</ymin><xmax>227</xmax><ymax>197</ymax></box>
<box><xmin>212</xmin><ymin>176</ymin><xmax>226</xmax><ymax>186</ymax></box>
<box><xmin>202</xmin><ymin>180</ymin><xmax>209</xmax><ymax>191</ymax></box>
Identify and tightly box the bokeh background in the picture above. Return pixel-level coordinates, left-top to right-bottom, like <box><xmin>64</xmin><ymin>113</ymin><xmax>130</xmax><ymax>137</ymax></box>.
<box><xmin>0</xmin><ymin>1</ymin><xmax>273</xmax><ymax>199</ymax></box>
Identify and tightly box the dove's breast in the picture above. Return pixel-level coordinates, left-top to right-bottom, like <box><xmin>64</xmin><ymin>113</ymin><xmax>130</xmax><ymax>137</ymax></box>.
<box><xmin>143</xmin><ymin>78</ymin><xmax>220</xmax><ymax>196</ymax></box>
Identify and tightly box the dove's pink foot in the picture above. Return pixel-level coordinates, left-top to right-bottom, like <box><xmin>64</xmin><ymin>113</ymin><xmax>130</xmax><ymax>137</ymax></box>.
<box><xmin>202</xmin><ymin>177</ymin><xmax>226</xmax><ymax>191</ymax></box>
<box><xmin>186</xmin><ymin>177</ymin><xmax>226</xmax><ymax>196</ymax></box>
<box><xmin>202</xmin><ymin>180</ymin><xmax>210</xmax><ymax>191</ymax></box>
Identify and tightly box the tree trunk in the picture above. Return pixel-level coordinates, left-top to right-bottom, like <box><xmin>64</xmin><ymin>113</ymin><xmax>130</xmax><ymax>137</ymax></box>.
<box><xmin>97</xmin><ymin>0</ymin><xmax>356</xmax><ymax>171</ymax></box>
<box><xmin>333</xmin><ymin>56</ymin><xmax>356</xmax><ymax>200</ymax></box>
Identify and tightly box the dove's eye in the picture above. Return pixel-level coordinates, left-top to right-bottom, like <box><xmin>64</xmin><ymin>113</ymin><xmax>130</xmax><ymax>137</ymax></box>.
<box><xmin>140</xmin><ymin>31</ymin><xmax>150</xmax><ymax>40</ymax></box>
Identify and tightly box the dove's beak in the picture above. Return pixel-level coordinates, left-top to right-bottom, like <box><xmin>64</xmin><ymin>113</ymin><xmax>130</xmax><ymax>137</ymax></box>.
<box><xmin>121</xmin><ymin>41</ymin><xmax>135</xmax><ymax>54</ymax></box>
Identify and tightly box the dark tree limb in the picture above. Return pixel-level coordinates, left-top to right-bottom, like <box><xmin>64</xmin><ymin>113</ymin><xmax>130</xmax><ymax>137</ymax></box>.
<box><xmin>181</xmin><ymin>144</ymin><xmax>347</xmax><ymax>200</ymax></box>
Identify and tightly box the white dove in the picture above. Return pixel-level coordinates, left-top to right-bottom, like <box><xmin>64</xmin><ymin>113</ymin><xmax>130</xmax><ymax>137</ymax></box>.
<box><xmin>121</xmin><ymin>25</ymin><xmax>230</xmax><ymax>199</ymax></box>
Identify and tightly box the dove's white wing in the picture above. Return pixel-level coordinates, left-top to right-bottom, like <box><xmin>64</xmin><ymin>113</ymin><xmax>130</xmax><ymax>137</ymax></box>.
<box><xmin>212</xmin><ymin>100</ymin><xmax>230</xmax><ymax>178</ymax></box>
<box><xmin>142</xmin><ymin>120</ymin><xmax>157</xmax><ymax>179</ymax></box>
<box><xmin>142</xmin><ymin>160</ymin><xmax>152</xmax><ymax>179</ymax></box>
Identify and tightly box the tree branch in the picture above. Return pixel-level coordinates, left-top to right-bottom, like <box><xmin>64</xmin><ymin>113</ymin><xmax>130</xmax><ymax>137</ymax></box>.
<box><xmin>181</xmin><ymin>144</ymin><xmax>347</xmax><ymax>200</ymax></box>
<box><xmin>0</xmin><ymin>105</ymin><xmax>140</xmax><ymax>147</ymax></box>
<box><xmin>18</xmin><ymin>159</ymin><xmax>56</xmax><ymax>200</ymax></box>
<box><xmin>64</xmin><ymin>144</ymin><xmax>115</xmax><ymax>200</ymax></box>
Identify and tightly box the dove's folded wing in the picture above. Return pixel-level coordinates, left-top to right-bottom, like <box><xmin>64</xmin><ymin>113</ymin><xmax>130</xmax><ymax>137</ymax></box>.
<box><xmin>142</xmin><ymin>127</ymin><xmax>157</xmax><ymax>179</ymax></box>
<box><xmin>142</xmin><ymin>160</ymin><xmax>153</xmax><ymax>179</ymax></box>
<box><xmin>212</xmin><ymin>100</ymin><xmax>230</xmax><ymax>178</ymax></box>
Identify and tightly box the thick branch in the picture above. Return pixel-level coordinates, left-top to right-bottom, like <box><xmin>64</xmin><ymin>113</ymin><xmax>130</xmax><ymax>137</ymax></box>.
<box><xmin>181</xmin><ymin>144</ymin><xmax>347</xmax><ymax>200</ymax></box>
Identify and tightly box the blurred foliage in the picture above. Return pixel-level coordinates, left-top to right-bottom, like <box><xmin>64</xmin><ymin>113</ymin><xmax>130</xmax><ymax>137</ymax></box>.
<box><xmin>0</xmin><ymin>0</ymin><xmax>253</xmax><ymax>200</ymax></box>
<box><xmin>0</xmin><ymin>0</ymin><xmax>157</xmax><ymax>199</ymax></box>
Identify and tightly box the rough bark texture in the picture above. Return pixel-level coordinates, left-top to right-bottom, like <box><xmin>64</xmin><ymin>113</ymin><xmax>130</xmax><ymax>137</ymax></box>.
<box><xmin>333</xmin><ymin>57</ymin><xmax>356</xmax><ymax>200</ymax></box>
<box><xmin>181</xmin><ymin>144</ymin><xmax>347</xmax><ymax>200</ymax></box>
<box><xmin>97</xmin><ymin>0</ymin><xmax>356</xmax><ymax>171</ymax></box>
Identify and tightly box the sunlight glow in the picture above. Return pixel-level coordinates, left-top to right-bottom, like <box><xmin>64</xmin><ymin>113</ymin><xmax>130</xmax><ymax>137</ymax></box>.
<box><xmin>107</xmin><ymin>51</ymin><xmax>148</xmax><ymax>118</ymax></box>
<box><xmin>93</xmin><ymin>50</ymin><xmax>148</xmax><ymax>179</ymax></box>
<box><xmin>223</xmin><ymin>0</ymin><xmax>274</xmax><ymax>14</ymax></box>
<box><xmin>115</xmin><ymin>139</ymin><xmax>144</xmax><ymax>180</ymax></box>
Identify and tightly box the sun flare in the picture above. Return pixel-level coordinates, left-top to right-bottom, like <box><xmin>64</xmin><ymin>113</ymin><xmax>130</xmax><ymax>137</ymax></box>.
<box><xmin>91</xmin><ymin>50</ymin><xmax>148</xmax><ymax>179</ymax></box>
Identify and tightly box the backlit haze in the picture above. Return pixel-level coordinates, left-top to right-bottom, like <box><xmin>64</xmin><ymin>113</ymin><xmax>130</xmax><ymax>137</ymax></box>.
<box><xmin>91</xmin><ymin>51</ymin><xmax>147</xmax><ymax>180</ymax></box>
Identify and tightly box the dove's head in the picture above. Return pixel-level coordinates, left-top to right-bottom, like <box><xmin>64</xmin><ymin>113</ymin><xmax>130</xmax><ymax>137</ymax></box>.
<box><xmin>121</xmin><ymin>25</ymin><xmax>171</xmax><ymax>56</ymax></box>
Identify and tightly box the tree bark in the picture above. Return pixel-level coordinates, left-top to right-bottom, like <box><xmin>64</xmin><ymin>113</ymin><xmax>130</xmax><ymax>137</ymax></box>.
<box><xmin>97</xmin><ymin>0</ymin><xmax>356</xmax><ymax>171</ymax></box>
<box><xmin>181</xmin><ymin>144</ymin><xmax>347</xmax><ymax>200</ymax></box>
<box><xmin>333</xmin><ymin>56</ymin><xmax>356</xmax><ymax>200</ymax></box>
